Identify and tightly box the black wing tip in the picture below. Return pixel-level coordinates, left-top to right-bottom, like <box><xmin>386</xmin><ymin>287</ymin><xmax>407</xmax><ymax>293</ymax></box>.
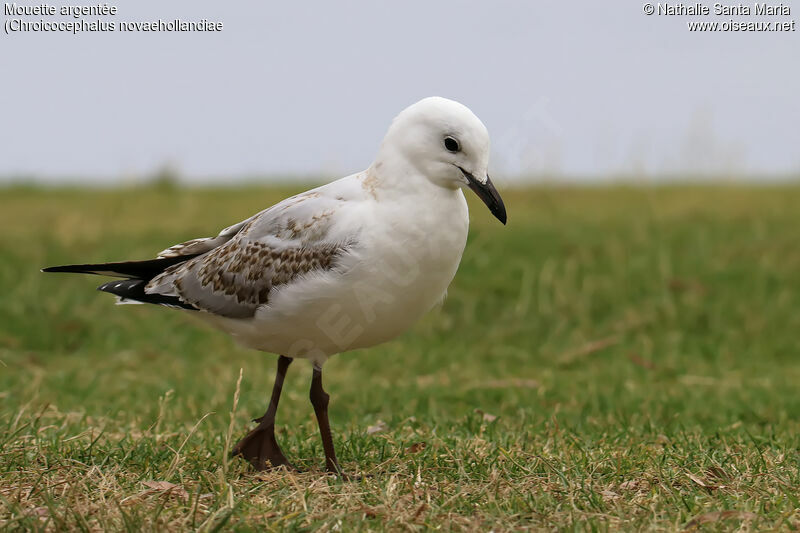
<box><xmin>98</xmin><ymin>278</ymin><xmax>198</xmax><ymax>311</ymax></box>
<box><xmin>42</xmin><ymin>264</ymin><xmax>105</xmax><ymax>275</ymax></box>
<box><xmin>42</xmin><ymin>265</ymin><xmax>68</xmax><ymax>273</ymax></box>
<box><xmin>97</xmin><ymin>279</ymin><xmax>138</xmax><ymax>294</ymax></box>
<box><xmin>40</xmin><ymin>255</ymin><xmax>200</xmax><ymax>280</ymax></box>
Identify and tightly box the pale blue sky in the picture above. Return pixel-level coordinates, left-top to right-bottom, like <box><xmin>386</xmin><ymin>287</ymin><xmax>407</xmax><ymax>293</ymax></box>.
<box><xmin>1</xmin><ymin>1</ymin><xmax>798</xmax><ymax>182</ymax></box>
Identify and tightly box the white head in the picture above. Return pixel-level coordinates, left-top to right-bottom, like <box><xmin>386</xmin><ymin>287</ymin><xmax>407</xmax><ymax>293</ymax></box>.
<box><xmin>374</xmin><ymin>97</ymin><xmax>506</xmax><ymax>224</ymax></box>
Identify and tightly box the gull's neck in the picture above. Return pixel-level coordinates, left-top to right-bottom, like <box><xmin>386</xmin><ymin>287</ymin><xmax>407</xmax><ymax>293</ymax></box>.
<box><xmin>364</xmin><ymin>145</ymin><xmax>456</xmax><ymax>200</ymax></box>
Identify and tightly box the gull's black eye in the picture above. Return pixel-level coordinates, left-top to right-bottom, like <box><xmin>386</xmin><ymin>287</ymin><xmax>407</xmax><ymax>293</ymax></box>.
<box><xmin>444</xmin><ymin>136</ymin><xmax>460</xmax><ymax>153</ymax></box>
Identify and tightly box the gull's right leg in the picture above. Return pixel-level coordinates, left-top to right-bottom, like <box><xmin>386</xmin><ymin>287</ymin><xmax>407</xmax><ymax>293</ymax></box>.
<box><xmin>232</xmin><ymin>355</ymin><xmax>295</xmax><ymax>471</ymax></box>
<box><xmin>309</xmin><ymin>364</ymin><xmax>344</xmax><ymax>476</ymax></box>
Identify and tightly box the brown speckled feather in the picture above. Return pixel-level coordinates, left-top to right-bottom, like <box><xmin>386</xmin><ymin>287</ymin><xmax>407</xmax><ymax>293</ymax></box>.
<box><xmin>166</xmin><ymin>240</ymin><xmax>346</xmax><ymax>317</ymax></box>
<box><xmin>145</xmin><ymin>189</ymin><xmax>356</xmax><ymax>318</ymax></box>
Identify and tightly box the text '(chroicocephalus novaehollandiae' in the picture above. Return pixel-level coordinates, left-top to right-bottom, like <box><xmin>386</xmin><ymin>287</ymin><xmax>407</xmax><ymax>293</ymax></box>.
<box><xmin>43</xmin><ymin>96</ymin><xmax>507</xmax><ymax>476</ymax></box>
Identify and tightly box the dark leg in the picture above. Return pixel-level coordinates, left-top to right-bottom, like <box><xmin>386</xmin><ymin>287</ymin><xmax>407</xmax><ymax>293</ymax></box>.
<box><xmin>310</xmin><ymin>365</ymin><xmax>343</xmax><ymax>475</ymax></box>
<box><xmin>232</xmin><ymin>355</ymin><xmax>294</xmax><ymax>471</ymax></box>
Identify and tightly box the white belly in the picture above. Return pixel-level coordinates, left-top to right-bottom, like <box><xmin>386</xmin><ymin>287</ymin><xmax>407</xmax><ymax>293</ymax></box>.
<box><xmin>203</xmin><ymin>189</ymin><xmax>469</xmax><ymax>366</ymax></box>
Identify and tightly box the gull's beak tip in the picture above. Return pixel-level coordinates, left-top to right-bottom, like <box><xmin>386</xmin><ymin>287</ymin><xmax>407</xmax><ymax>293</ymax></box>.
<box><xmin>488</xmin><ymin>176</ymin><xmax>507</xmax><ymax>226</ymax></box>
<box><xmin>463</xmin><ymin>169</ymin><xmax>508</xmax><ymax>226</ymax></box>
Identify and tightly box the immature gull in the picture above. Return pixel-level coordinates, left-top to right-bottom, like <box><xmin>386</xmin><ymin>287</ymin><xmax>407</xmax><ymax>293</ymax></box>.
<box><xmin>43</xmin><ymin>96</ymin><xmax>507</xmax><ymax>476</ymax></box>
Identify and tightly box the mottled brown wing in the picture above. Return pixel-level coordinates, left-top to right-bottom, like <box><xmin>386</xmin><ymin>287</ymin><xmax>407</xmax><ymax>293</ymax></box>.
<box><xmin>144</xmin><ymin>182</ymin><xmax>362</xmax><ymax>317</ymax></box>
<box><xmin>147</xmin><ymin>237</ymin><xmax>348</xmax><ymax>318</ymax></box>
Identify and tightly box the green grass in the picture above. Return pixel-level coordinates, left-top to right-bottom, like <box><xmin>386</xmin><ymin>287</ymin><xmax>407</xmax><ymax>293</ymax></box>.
<box><xmin>2</xmin><ymin>183</ymin><xmax>800</xmax><ymax>531</ymax></box>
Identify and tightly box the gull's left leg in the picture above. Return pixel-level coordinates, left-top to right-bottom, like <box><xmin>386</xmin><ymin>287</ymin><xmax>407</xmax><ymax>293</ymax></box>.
<box><xmin>309</xmin><ymin>364</ymin><xmax>343</xmax><ymax>475</ymax></box>
<box><xmin>232</xmin><ymin>355</ymin><xmax>294</xmax><ymax>471</ymax></box>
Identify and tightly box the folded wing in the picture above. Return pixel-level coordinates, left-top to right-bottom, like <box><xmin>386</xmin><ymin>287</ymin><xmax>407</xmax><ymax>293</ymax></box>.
<box><xmin>145</xmin><ymin>189</ymin><xmax>356</xmax><ymax>318</ymax></box>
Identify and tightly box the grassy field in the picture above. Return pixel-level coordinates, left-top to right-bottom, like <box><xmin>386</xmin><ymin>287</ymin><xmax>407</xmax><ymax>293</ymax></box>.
<box><xmin>1</xmin><ymin>183</ymin><xmax>800</xmax><ymax>531</ymax></box>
